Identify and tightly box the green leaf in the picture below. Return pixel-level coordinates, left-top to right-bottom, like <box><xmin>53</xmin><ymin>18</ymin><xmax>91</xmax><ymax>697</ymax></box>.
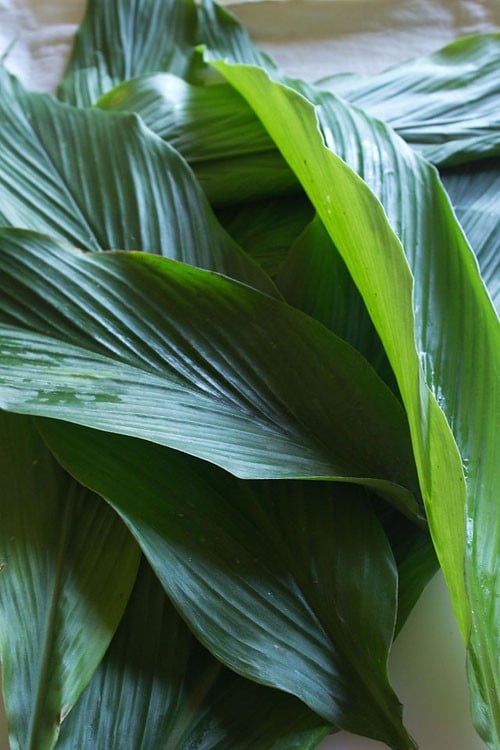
<box><xmin>441</xmin><ymin>159</ymin><xmax>499</xmax><ymax>313</ymax></box>
<box><xmin>0</xmin><ymin>68</ymin><xmax>275</xmax><ymax>296</ymax></box>
<box><xmin>276</xmin><ymin>215</ymin><xmax>397</xmax><ymax>392</ymax></box>
<box><xmin>57</xmin><ymin>557</ymin><xmax>331</xmax><ymax>750</ymax></box>
<box><xmin>0</xmin><ymin>229</ymin><xmax>421</xmax><ymax>516</ymax></box>
<box><xmin>0</xmin><ymin>412</ymin><xmax>140</xmax><ymax>750</ymax></box>
<box><xmin>58</xmin><ymin>0</ymin><xmax>275</xmax><ymax>107</ymax></box>
<box><xmin>216</xmin><ymin>195</ymin><xmax>313</xmax><ymax>276</ymax></box>
<box><xmin>319</xmin><ymin>34</ymin><xmax>500</xmax><ymax>167</ymax></box>
<box><xmin>58</xmin><ymin>0</ymin><xmax>199</xmax><ymax>106</ymax></box>
<box><xmin>40</xmin><ymin>420</ymin><xmax>414</xmax><ymax>750</ymax></box>
<box><xmin>97</xmin><ymin>74</ymin><xmax>274</xmax><ymax>160</ymax></box>
<box><xmin>208</xmin><ymin>58</ymin><xmax>499</xmax><ymax>745</ymax></box>
<box><xmin>96</xmin><ymin>73</ymin><xmax>298</xmax><ymax>206</ymax></box>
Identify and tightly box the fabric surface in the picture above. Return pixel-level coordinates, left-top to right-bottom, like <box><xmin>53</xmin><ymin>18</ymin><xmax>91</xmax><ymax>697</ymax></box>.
<box><xmin>0</xmin><ymin>0</ymin><xmax>498</xmax><ymax>90</ymax></box>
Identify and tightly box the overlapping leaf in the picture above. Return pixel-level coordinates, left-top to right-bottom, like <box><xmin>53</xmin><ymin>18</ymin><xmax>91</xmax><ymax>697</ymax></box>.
<box><xmin>97</xmin><ymin>73</ymin><xmax>297</xmax><ymax>206</ymax></box>
<box><xmin>216</xmin><ymin>195</ymin><xmax>313</xmax><ymax>275</ymax></box>
<box><xmin>319</xmin><ymin>34</ymin><xmax>500</xmax><ymax>167</ymax></box>
<box><xmin>55</xmin><ymin>556</ymin><xmax>330</xmax><ymax>750</ymax></box>
<box><xmin>0</xmin><ymin>412</ymin><xmax>140</xmax><ymax>750</ymax></box>
<box><xmin>0</xmin><ymin>229</ymin><xmax>421</xmax><ymax>516</ymax></box>
<box><xmin>276</xmin><ymin>215</ymin><xmax>397</xmax><ymax>391</ymax></box>
<box><xmin>58</xmin><ymin>0</ymin><xmax>275</xmax><ymax>107</ymax></box>
<box><xmin>58</xmin><ymin>0</ymin><xmax>198</xmax><ymax>106</ymax></box>
<box><xmin>0</xmin><ymin>68</ymin><xmax>274</xmax><ymax>295</ymax></box>
<box><xmin>208</xmin><ymin>58</ymin><xmax>499</xmax><ymax>745</ymax></box>
<box><xmin>441</xmin><ymin>159</ymin><xmax>500</xmax><ymax>313</ymax></box>
<box><xmin>40</xmin><ymin>420</ymin><xmax>414</xmax><ymax>749</ymax></box>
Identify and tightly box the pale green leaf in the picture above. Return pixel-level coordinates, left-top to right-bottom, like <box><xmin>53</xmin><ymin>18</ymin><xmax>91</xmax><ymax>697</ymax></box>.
<box><xmin>441</xmin><ymin>159</ymin><xmax>500</xmax><ymax>313</ymax></box>
<box><xmin>319</xmin><ymin>34</ymin><xmax>500</xmax><ymax>167</ymax></box>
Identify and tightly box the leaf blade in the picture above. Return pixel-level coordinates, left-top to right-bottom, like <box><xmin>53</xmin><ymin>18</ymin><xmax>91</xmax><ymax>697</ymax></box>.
<box><xmin>0</xmin><ymin>412</ymin><xmax>140</xmax><ymax>750</ymax></box>
<box><xmin>207</xmin><ymin>58</ymin><xmax>500</xmax><ymax>744</ymax></box>
<box><xmin>0</xmin><ymin>229</ymin><xmax>422</xmax><ymax>515</ymax></box>
<box><xmin>40</xmin><ymin>420</ymin><xmax>415</xmax><ymax>750</ymax></box>
<box><xmin>56</xmin><ymin>557</ymin><xmax>332</xmax><ymax>750</ymax></box>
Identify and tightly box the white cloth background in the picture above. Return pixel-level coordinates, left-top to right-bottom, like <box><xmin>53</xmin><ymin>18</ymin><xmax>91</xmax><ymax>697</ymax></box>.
<box><xmin>0</xmin><ymin>1</ymin><xmax>497</xmax><ymax>749</ymax></box>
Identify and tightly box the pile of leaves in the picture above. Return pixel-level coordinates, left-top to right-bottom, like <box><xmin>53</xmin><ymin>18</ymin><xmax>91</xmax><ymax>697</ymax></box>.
<box><xmin>0</xmin><ymin>1</ymin><xmax>498</xmax><ymax>748</ymax></box>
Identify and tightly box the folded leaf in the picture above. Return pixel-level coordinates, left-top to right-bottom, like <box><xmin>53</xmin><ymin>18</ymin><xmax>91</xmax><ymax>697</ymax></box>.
<box><xmin>97</xmin><ymin>73</ymin><xmax>297</xmax><ymax>206</ymax></box>
<box><xmin>57</xmin><ymin>556</ymin><xmax>331</xmax><ymax>750</ymax></box>
<box><xmin>40</xmin><ymin>420</ymin><xmax>415</xmax><ymax>750</ymax></box>
<box><xmin>58</xmin><ymin>0</ymin><xmax>198</xmax><ymax>106</ymax></box>
<box><xmin>58</xmin><ymin>0</ymin><xmax>275</xmax><ymax>106</ymax></box>
<box><xmin>319</xmin><ymin>34</ymin><xmax>500</xmax><ymax>167</ymax></box>
<box><xmin>208</xmin><ymin>59</ymin><xmax>499</xmax><ymax>745</ymax></box>
<box><xmin>0</xmin><ymin>68</ymin><xmax>276</xmax><ymax>296</ymax></box>
<box><xmin>0</xmin><ymin>412</ymin><xmax>140</xmax><ymax>750</ymax></box>
<box><xmin>0</xmin><ymin>229</ymin><xmax>421</xmax><ymax>516</ymax></box>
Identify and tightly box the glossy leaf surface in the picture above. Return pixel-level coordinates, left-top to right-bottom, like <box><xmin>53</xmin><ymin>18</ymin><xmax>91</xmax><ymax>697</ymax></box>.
<box><xmin>58</xmin><ymin>0</ymin><xmax>198</xmax><ymax>105</ymax></box>
<box><xmin>209</xmin><ymin>58</ymin><xmax>499</xmax><ymax>745</ymax></box>
<box><xmin>0</xmin><ymin>69</ymin><xmax>274</xmax><ymax>295</ymax></box>
<box><xmin>97</xmin><ymin>73</ymin><xmax>296</xmax><ymax>206</ymax></box>
<box><xmin>58</xmin><ymin>0</ymin><xmax>274</xmax><ymax>106</ymax></box>
<box><xmin>0</xmin><ymin>412</ymin><xmax>140</xmax><ymax>750</ymax></box>
<box><xmin>441</xmin><ymin>159</ymin><xmax>500</xmax><ymax>313</ymax></box>
<box><xmin>40</xmin><ymin>420</ymin><xmax>414</xmax><ymax>749</ymax></box>
<box><xmin>57</xmin><ymin>557</ymin><xmax>331</xmax><ymax>750</ymax></box>
<box><xmin>0</xmin><ymin>229</ymin><xmax>421</xmax><ymax>515</ymax></box>
<box><xmin>320</xmin><ymin>34</ymin><xmax>500</xmax><ymax>166</ymax></box>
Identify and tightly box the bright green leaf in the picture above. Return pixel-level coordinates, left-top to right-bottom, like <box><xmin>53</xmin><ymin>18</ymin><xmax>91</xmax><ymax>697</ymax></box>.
<box><xmin>208</xmin><ymin>58</ymin><xmax>499</xmax><ymax>745</ymax></box>
<box><xmin>0</xmin><ymin>412</ymin><xmax>140</xmax><ymax>750</ymax></box>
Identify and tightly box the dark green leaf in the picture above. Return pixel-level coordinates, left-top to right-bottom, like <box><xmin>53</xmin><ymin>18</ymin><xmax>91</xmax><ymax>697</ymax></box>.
<box><xmin>58</xmin><ymin>0</ymin><xmax>198</xmax><ymax>106</ymax></box>
<box><xmin>58</xmin><ymin>0</ymin><xmax>275</xmax><ymax>107</ymax></box>
<box><xmin>216</xmin><ymin>195</ymin><xmax>314</xmax><ymax>276</ymax></box>
<box><xmin>0</xmin><ymin>412</ymin><xmax>140</xmax><ymax>750</ymax></box>
<box><xmin>57</xmin><ymin>557</ymin><xmax>331</xmax><ymax>750</ymax></box>
<box><xmin>40</xmin><ymin>420</ymin><xmax>414</xmax><ymax>750</ymax></box>
<box><xmin>0</xmin><ymin>229</ymin><xmax>422</xmax><ymax>516</ymax></box>
<box><xmin>319</xmin><ymin>34</ymin><xmax>500</xmax><ymax>167</ymax></box>
<box><xmin>97</xmin><ymin>73</ymin><xmax>297</xmax><ymax>206</ymax></box>
<box><xmin>0</xmin><ymin>69</ymin><xmax>275</xmax><ymax>295</ymax></box>
<box><xmin>276</xmin><ymin>215</ymin><xmax>397</xmax><ymax>391</ymax></box>
<box><xmin>441</xmin><ymin>159</ymin><xmax>499</xmax><ymax>313</ymax></box>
